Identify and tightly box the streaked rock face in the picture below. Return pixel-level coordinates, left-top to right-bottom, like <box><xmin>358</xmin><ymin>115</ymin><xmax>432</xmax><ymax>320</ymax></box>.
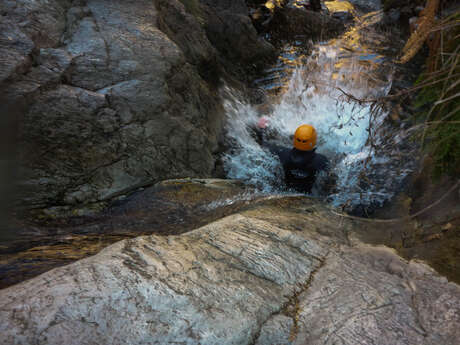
<box><xmin>1</xmin><ymin>195</ymin><xmax>459</xmax><ymax>345</ymax></box>
<box><xmin>0</xmin><ymin>179</ymin><xmax>253</xmax><ymax>289</ymax></box>
<box><xmin>0</xmin><ymin>0</ymin><xmax>230</xmax><ymax>209</ymax></box>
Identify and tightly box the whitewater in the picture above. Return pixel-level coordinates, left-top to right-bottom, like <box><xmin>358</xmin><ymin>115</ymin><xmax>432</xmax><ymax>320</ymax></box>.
<box><xmin>222</xmin><ymin>6</ymin><xmax>415</xmax><ymax>212</ymax></box>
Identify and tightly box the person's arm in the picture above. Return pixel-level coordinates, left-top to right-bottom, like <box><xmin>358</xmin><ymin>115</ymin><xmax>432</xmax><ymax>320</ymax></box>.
<box><xmin>264</xmin><ymin>143</ymin><xmax>286</xmax><ymax>157</ymax></box>
<box><xmin>249</xmin><ymin>116</ymin><xmax>280</xmax><ymax>145</ymax></box>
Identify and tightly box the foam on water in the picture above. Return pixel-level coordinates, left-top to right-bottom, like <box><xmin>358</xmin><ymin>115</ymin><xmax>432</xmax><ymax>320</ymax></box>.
<box><xmin>222</xmin><ymin>8</ymin><xmax>413</xmax><ymax>210</ymax></box>
<box><xmin>222</xmin><ymin>93</ymin><xmax>285</xmax><ymax>192</ymax></box>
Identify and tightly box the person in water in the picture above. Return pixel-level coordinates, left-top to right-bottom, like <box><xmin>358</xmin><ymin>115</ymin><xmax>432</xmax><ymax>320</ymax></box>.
<box><xmin>255</xmin><ymin>119</ymin><xmax>330</xmax><ymax>194</ymax></box>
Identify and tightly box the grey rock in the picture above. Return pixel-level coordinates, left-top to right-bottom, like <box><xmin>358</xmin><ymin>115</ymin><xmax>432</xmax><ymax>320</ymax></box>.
<box><xmin>205</xmin><ymin>10</ymin><xmax>277</xmax><ymax>67</ymax></box>
<box><xmin>0</xmin><ymin>197</ymin><xmax>459</xmax><ymax>345</ymax></box>
<box><xmin>155</xmin><ymin>0</ymin><xmax>277</xmax><ymax>81</ymax></box>
<box><xmin>255</xmin><ymin>315</ymin><xmax>294</xmax><ymax>345</ymax></box>
<box><xmin>0</xmin><ymin>0</ymin><xmax>70</xmax><ymax>48</ymax></box>
<box><xmin>331</xmin><ymin>10</ymin><xmax>355</xmax><ymax>23</ymax></box>
<box><xmin>18</xmin><ymin>85</ymin><xmax>114</xmax><ymax>205</ymax></box>
<box><xmin>0</xmin><ymin>18</ymin><xmax>34</xmax><ymax>83</ymax></box>
<box><xmin>155</xmin><ymin>0</ymin><xmax>217</xmax><ymax>71</ymax></box>
<box><xmin>1</xmin><ymin>0</ymin><xmax>225</xmax><ymax>209</ymax></box>
<box><xmin>348</xmin><ymin>0</ymin><xmax>382</xmax><ymax>12</ymax></box>
<box><xmin>269</xmin><ymin>7</ymin><xmax>346</xmax><ymax>42</ymax></box>
<box><xmin>5</xmin><ymin>48</ymin><xmax>73</xmax><ymax>99</ymax></box>
<box><xmin>200</xmin><ymin>0</ymin><xmax>249</xmax><ymax>15</ymax></box>
<box><xmin>292</xmin><ymin>245</ymin><xmax>460</xmax><ymax>345</ymax></box>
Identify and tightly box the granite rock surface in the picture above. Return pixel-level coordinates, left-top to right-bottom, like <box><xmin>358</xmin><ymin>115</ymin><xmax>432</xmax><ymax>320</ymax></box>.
<box><xmin>1</xmin><ymin>195</ymin><xmax>459</xmax><ymax>345</ymax></box>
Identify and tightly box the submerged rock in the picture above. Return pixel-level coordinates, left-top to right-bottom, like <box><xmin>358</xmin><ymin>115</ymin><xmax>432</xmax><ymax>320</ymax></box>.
<box><xmin>1</xmin><ymin>192</ymin><xmax>459</xmax><ymax>345</ymax></box>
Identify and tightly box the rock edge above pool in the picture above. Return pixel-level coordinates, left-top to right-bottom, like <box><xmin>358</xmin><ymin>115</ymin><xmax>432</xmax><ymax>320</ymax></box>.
<box><xmin>1</xmin><ymin>195</ymin><xmax>459</xmax><ymax>345</ymax></box>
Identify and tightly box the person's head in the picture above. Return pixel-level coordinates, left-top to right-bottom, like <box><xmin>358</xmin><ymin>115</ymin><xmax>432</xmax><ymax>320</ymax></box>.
<box><xmin>293</xmin><ymin>124</ymin><xmax>317</xmax><ymax>151</ymax></box>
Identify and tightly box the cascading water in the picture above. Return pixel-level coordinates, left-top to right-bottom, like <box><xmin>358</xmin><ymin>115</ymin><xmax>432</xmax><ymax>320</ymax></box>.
<box><xmin>222</xmin><ymin>1</ymin><xmax>416</xmax><ymax>212</ymax></box>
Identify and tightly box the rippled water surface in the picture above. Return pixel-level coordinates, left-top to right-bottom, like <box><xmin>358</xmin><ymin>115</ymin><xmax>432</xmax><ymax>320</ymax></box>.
<box><xmin>223</xmin><ymin>1</ymin><xmax>415</xmax><ymax>211</ymax></box>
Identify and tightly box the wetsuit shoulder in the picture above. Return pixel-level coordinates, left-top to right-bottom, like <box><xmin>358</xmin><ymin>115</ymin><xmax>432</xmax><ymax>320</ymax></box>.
<box><xmin>264</xmin><ymin>143</ymin><xmax>291</xmax><ymax>163</ymax></box>
<box><xmin>313</xmin><ymin>153</ymin><xmax>329</xmax><ymax>171</ymax></box>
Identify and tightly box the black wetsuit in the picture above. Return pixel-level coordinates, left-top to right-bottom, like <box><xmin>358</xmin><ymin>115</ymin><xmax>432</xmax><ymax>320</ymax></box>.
<box><xmin>267</xmin><ymin>144</ymin><xmax>329</xmax><ymax>193</ymax></box>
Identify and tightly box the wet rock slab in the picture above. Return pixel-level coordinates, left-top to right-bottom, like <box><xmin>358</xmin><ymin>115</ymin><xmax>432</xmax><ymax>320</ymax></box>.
<box><xmin>1</xmin><ymin>187</ymin><xmax>459</xmax><ymax>344</ymax></box>
<box><xmin>0</xmin><ymin>179</ymin><xmax>253</xmax><ymax>289</ymax></box>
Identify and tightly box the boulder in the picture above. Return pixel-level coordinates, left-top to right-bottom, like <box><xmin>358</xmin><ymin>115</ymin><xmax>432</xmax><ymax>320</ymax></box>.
<box><xmin>198</xmin><ymin>0</ymin><xmax>277</xmax><ymax>78</ymax></box>
<box><xmin>382</xmin><ymin>0</ymin><xmax>425</xmax><ymax>28</ymax></box>
<box><xmin>154</xmin><ymin>0</ymin><xmax>220</xmax><ymax>83</ymax></box>
<box><xmin>0</xmin><ymin>0</ymin><xmax>70</xmax><ymax>49</ymax></box>
<box><xmin>1</xmin><ymin>195</ymin><xmax>459</xmax><ymax>345</ymax></box>
<box><xmin>1</xmin><ymin>0</ymin><xmax>226</xmax><ymax>209</ymax></box>
<box><xmin>268</xmin><ymin>6</ymin><xmax>346</xmax><ymax>43</ymax></box>
<box><xmin>348</xmin><ymin>0</ymin><xmax>383</xmax><ymax>12</ymax></box>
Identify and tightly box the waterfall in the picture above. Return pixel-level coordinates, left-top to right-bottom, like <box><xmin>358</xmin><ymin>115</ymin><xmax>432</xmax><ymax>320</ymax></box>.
<box><xmin>222</xmin><ymin>7</ymin><xmax>415</xmax><ymax>211</ymax></box>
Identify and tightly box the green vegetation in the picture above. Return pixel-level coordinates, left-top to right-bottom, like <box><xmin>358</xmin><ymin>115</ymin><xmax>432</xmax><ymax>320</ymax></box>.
<box><xmin>393</xmin><ymin>0</ymin><xmax>459</xmax><ymax>178</ymax></box>
<box><xmin>412</xmin><ymin>10</ymin><xmax>460</xmax><ymax>177</ymax></box>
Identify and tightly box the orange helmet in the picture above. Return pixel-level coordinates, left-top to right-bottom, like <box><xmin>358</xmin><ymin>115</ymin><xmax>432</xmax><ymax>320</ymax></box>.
<box><xmin>293</xmin><ymin>124</ymin><xmax>317</xmax><ymax>151</ymax></box>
